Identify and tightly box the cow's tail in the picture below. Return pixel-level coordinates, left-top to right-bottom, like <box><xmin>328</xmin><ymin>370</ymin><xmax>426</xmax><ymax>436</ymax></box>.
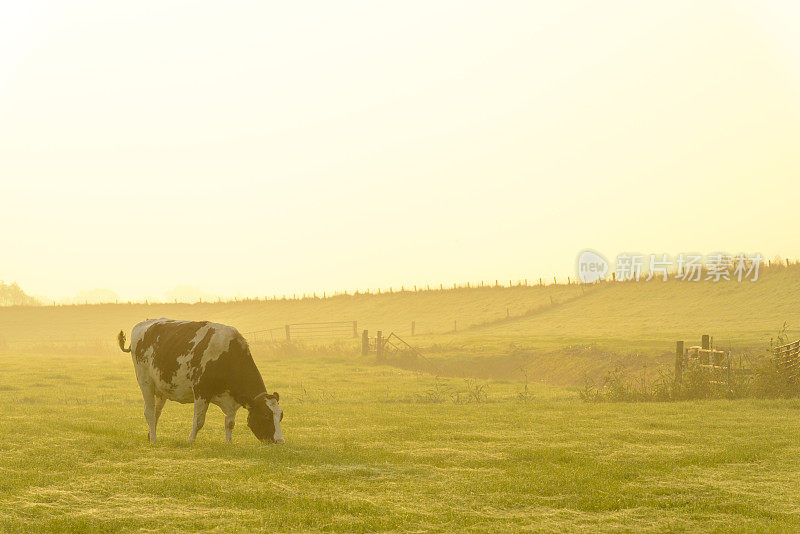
<box><xmin>117</xmin><ymin>330</ymin><xmax>131</xmax><ymax>353</ymax></box>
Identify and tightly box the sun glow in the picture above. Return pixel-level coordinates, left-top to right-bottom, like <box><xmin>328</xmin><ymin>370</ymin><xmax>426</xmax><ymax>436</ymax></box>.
<box><xmin>2</xmin><ymin>1</ymin><xmax>800</xmax><ymax>301</ymax></box>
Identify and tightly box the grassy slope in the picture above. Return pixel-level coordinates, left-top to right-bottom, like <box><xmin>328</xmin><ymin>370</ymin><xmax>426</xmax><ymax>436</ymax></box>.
<box><xmin>2</xmin><ymin>265</ymin><xmax>799</xmax><ymax>385</ymax></box>
<box><xmin>456</xmin><ymin>266</ymin><xmax>800</xmax><ymax>350</ymax></box>
<box><xmin>0</xmin><ymin>352</ymin><xmax>798</xmax><ymax>532</ymax></box>
<box><xmin>416</xmin><ymin>267</ymin><xmax>800</xmax><ymax>384</ymax></box>
<box><xmin>0</xmin><ymin>283</ymin><xmax>585</xmax><ymax>345</ymax></box>
<box><xmin>4</xmin><ymin>267</ymin><xmax>800</xmax><ymax>351</ymax></box>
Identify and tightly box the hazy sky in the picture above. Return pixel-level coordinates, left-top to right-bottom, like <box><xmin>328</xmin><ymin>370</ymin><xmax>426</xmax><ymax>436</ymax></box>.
<box><xmin>2</xmin><ymin>1</ymin><xmax>800</xmax><ymax>301</ymax></box>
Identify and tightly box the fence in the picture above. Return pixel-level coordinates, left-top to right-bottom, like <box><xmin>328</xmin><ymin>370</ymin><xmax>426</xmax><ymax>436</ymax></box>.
<box><xmin>674</xmin><ymin>334</ymin><xmax>746</xmax><ymax>389</ymax></box>
<box><xmin>244</xmin><ymin>327</ymin><xmax>286</xmax><ymax>344</ymax></box>
<box><xmin>244</xmin><ymin>321</ymin><xmax>357</xmax><ymax>343</ymax></box>
<box><xmin>773</xmin><ymin>339</ymin><xmax>800</xmax><ymax>380</ymax></box>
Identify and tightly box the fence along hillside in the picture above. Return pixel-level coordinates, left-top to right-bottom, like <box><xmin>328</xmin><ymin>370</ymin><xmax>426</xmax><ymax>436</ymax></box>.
<box><xmin>0</xmin><ymin>281</ymin><xmax>586</xmax><ymax>348</ymax></box>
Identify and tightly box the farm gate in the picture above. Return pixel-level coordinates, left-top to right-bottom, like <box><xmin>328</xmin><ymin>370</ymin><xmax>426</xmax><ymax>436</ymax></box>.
<box><xmin>361</xmin><ymin>329</ymin><xmax>440</xmax><ymax>373</ymax></box>
<box><xmin>674</xmin><ymin>334</ymin><xmax>745</xmax><ymax>389</ymax></box>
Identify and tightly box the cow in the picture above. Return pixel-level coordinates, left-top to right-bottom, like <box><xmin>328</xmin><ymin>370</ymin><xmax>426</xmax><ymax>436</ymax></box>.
<box><xmin>117</xmin><ymin>318</ymin><xmax>284</xmax><ymax>444</ymax></box>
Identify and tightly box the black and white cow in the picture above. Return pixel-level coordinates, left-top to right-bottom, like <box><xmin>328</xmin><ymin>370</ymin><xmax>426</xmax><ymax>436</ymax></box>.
<box><xmin>118</xmin><ymin>318</ymin><xmax>284</xmax><ymax>444</ymax></box>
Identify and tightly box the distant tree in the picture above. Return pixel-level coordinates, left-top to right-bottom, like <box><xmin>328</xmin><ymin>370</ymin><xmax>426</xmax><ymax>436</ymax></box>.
<box><xmin>0</xmin><ymin>281</ymin><xmax>40</xmax><ymax>306</ymax></box>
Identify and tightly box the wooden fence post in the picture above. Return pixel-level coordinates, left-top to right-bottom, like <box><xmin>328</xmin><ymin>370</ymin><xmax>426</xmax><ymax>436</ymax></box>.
<box><xmin>361</xmin><ymin>330</ymin><xmax>368</xmax><ymax>356</ymax></box>
<box><xmin>675</xmin><ymin>341</ymin><xmax>684</xmax><ymax>386</ymax></box>
<box><xmin>376</xmin><ymin>331</ymin><xmax>383</xmax><ymax>361</ymax></box>
<box><xmin>701</xmin><ymin>334</ymin><xmax>710</xmax><ymax>350</ymax></box>
<box><xmin>411</xmin><ymin>321</ymin><xmax>415</xmax><ymax>336</ymax></box>
<box><xmin>352</xmin><ymin>320</ymin><xmax>358</xmax><ymax>338</ymax></box>
<box><xmin>285</xmin><ymin>324</ymin><xmax>291</xmax><ymax>341</ymax></box>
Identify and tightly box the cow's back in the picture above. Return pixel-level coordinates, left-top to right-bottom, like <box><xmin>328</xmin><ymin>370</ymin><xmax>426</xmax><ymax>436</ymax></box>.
<box><xmin>130</xmin><ymin>318</ymin><xmax>242</xmax><ymax>403</ymax></box>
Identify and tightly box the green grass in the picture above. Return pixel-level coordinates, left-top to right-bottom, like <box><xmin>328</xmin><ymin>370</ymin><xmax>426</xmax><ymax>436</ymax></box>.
<box><xmin>1</xmin><ymin>351</ymin><xmax>799</xmax><ymax>532</ymax></box>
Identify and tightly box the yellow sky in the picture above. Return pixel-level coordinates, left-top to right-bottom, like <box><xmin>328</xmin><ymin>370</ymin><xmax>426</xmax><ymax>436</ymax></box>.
<box><xmin>2</xmin><ymin>1</ymin><xmax>800</xmax><ymax>301</ymax></box>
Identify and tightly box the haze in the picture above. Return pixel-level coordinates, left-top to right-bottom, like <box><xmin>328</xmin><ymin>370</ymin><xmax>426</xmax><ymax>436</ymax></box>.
<box><xmin>2</xmin><ymin>1</ymin><xmax>800</xmax><ymax>301</ymax></box>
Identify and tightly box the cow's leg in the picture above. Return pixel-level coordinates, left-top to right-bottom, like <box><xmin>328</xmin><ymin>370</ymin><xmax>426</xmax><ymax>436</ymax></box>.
<box><xmin>224</xmin><ymin>411</ymin><xmax>236</xmax><ymax>444</ymax></box>
<box><xmin>143</xmin><ymin>389</ymin><xmax>157</xmax><ymax>443</ymax></box>
<box><xmin>153</xmin><ymin>394</ymin><xmax>166</xmax><ymax>430</ymax></box>
<box><xmin>134</xmin><ymin>367</ymin><xmax>158</xmax><ymax>443</ymax></box>
<box><xmin>212</xmin><ymin>395</ymin><xmax>240</xmax><ymax>444</ymax></box>
<box><xmin>188</xmin><ymin>398</ymin><xmax>209</xmax><ymax>442</ymax></box>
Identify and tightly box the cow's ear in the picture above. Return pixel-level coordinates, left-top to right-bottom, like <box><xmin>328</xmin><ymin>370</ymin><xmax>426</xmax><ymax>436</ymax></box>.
<box><xmin>272</xmin><ymin>391</ymin><xmax>280</xmax><ymax>402</ymax></box>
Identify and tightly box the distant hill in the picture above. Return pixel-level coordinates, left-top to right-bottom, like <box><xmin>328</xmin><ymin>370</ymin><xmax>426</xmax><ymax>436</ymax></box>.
<box><xmin>439</xmin><ymin>263</ymin><xmax>800</xmax><ymax>353</ymax></box>
<box><xmin>411</xmin><ymin>264</ymin><xmax>800</xmax><ymax>384</ymax></box>
<box><xmin>0</xmin><ymin>283</ymin><xmax>584</xmax><ymax>344</ymax></box>
<box><xmin>2</xmin><ymin>265</ymin><xmax>799</xmax><ymax>385</ymax></box>
<box><xmin>0</xmin><ymin>282</ymin><xmax>39</xmax><ymax>306</ymax></box>
<box><xmin>1</xmin><ymin>266</ymin><xmax>798</xmax><ymax>351</ymax></box>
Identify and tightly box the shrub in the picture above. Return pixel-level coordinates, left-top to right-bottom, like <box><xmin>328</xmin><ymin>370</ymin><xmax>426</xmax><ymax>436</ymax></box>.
<box><xmin>580</xmin><ymin>361</ymin><xmax>758</xmax><ymax>403</ymax></box>
<box><xmin>751</xmin><ymin>358</ymin><xmax>800</xmax><ymax>398</ymax></box>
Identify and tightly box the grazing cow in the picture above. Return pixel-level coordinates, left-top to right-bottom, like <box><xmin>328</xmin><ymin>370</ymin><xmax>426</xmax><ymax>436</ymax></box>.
<box><xmin>117</xmin><ymin>318</ymin><xmax>284</xmax><ymax>444</ymax></box>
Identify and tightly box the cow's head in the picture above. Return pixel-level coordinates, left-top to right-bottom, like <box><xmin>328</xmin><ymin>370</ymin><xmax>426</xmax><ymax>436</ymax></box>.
<box><xmin>247</xmin><ymin>392</ymin><xmax>284</xmax><ymax>444</ymax></box>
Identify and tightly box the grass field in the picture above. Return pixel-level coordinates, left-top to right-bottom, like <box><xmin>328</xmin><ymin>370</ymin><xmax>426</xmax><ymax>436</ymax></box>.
<box><xmin>2</xmin><ymin>267</ymin><xmax>800</xmax><ymax>531</ymax></box>
<box><xmin>1</xmin><ymin>350</ymin><xmax>800</xmax><ymax>532</ymax></box>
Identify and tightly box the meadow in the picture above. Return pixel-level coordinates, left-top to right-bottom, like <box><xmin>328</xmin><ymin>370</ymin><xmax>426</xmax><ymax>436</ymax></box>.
<box><xmin>1</xmin><ymin>351</ymin><xmax>799</xmax><ymax>532</ymax></box>
<box><xmin>2</xmin><ymin>266</ymin><xmax>800</xmax><ymax>531</ymax></box>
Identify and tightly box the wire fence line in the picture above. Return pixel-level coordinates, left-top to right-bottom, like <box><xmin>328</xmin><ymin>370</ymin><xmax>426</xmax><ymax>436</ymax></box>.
<box><xmin>242</xmin><ymin>327</ymin><xmax>286</xmax><ymax>344</ymax></box>
<box><xmin>243</xmin><ymin>321</ymin><xmax>358</xmax><ymax>343</ymax></box>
